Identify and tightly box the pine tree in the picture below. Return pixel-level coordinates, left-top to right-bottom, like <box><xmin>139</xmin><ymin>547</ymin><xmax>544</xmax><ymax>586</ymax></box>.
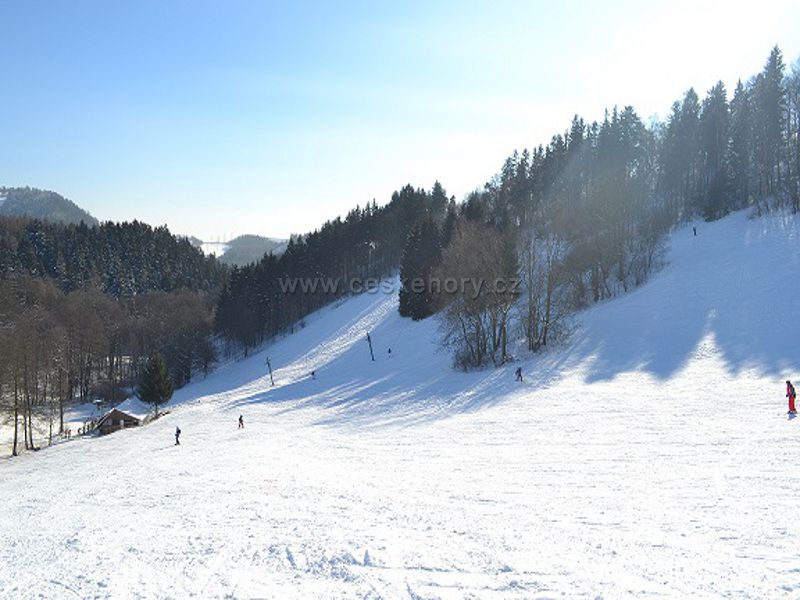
<box><xmin>788</xmin><ymin>61</ymin><xmax>800</xmax><ymax>208</ymax></box>
<box><xmin>699</xmin><ymin>81</ymin><xmax>730</xmax><ymax>219</ymax></box>
<box><xmin>728</xmin><ymin>80</ymin><xmax>753</xmax><ymax>205</ymax></box>
<box><xmin>136</xmin><ymin>354</ymin><xmax>174</xmax><ymax>417</ymax></box>
<box><xmin>441</xmin><ymin>200</ymin><xmax>458</xmax><ymax>248</ymax></box>
<box><xmin>753</xmin><ymin>46</ymin><xmax>786</xmax><ymax>195</ymax></box>
<box><xmin>680</xmin><ymin>88</ymin><xmax>702</xmax><ymax>213</ymax></box>
<box><xmin>399</xmin><ymin>218</ymin><xmax>442</xmax><ymax>320</ymax></box>
<box><xmin>430</xmin><ymin>181</ymin><xmax>448</xmax><ymax>215</ymax></box>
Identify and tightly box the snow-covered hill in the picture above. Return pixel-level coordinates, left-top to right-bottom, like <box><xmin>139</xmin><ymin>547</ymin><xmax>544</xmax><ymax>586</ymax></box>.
<box><xmin>3</xmin><ymin>209</ymin><xmax>800</xmax><ymax>598</ymax></box>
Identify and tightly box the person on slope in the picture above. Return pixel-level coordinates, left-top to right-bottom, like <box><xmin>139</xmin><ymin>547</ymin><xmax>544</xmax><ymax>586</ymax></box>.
<box><xmin>238</xmin><ymin>415</ymin><xmax>244</xmax><ymax>429</ymax></box>
<box><xmin>515</xmin><ymin>366</ymin><xmax>523</xmax><ymax>382</ymax></box>
<box><xmin>787</xmin><ymin>381</ymin><xmax>797</xmax><ymax>414</ymax></box>
<box><xmin>175</xmin><ymin>426</ymin><xmax>181</xmax><ymax>445</ymax></box>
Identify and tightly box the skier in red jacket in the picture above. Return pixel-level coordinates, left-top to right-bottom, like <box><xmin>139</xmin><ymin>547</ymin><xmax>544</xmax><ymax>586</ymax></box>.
<box><xmin>787</xmin><ymin>381</ymin><xmax>797</xmax><ymax>414</ymax></box>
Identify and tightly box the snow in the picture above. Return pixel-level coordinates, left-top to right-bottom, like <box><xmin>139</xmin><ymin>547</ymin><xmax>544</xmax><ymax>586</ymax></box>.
<box><xmin>0</xmin><ymin>401</ymin><xmax>103</xmax><ymax>454</ymax></box>
<box><xmin>112</xmin><ymin>397</ymin><xmax>156</xmax><ymax>422</ymax></box>
<box><xmin>2</xmin><ymin>209</ymin><xmax>800</xmax><ymax>598</ymax></box>
<box><xmin>200</xmin><ymin>241</ymin><xmax>230</xmax><ymax>257</ymax></box>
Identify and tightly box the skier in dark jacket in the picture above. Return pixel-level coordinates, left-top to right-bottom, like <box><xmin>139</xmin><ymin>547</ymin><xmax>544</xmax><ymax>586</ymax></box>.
<box><xmin>175</xmin><ymin>426</ymin><xmax>181</xmax><ymax>445</ymax></box>
<box><xmin>238</xmin><ymin>415</ymin><xmax>244</xmax><ymax>429</ymax></box>
<box><xmin>787</xmin><ymin>381</ymin><xmax>797</xmax><ymax>414</ymax></box>
<box><xmin>515</xmin><ymin>367</ymin><xmax>523</xmax><ymax>382</ymax></box>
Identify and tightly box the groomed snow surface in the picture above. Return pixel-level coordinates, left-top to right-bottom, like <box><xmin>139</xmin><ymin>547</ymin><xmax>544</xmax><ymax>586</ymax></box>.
<box><xmin>2</xmin><ymin>209</ymin><xmax>800</xmax><ymax>599</ymax></box>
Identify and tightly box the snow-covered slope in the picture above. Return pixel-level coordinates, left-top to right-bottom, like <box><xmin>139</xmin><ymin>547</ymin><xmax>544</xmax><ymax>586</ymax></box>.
<box><xmin>3</xmin><ymin>210</ymin><xmax>800</xmax><ymax>598</ymax></box>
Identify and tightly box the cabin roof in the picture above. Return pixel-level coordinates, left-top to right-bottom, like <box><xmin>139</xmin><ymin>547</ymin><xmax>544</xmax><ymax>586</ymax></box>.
<box><xmin>97</xmin><ymin>408</ymin><xmax>141</xmax><ymax>427</ymax></box>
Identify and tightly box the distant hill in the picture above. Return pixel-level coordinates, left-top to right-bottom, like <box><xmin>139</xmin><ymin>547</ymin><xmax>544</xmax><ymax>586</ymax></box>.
<box><xmin>215</xmin><ymin>234</ymin><xmax>286</xmax><ymax>266</ymax></box>
<box><xmin>184</xmin><ymin>235</ymin><xmax>204</xmax><ymax>248</ymax></box>
<box><xmin>0</xmin><ymin>186</ymin><xmax>98</xmax><ymax>226</ymax></box>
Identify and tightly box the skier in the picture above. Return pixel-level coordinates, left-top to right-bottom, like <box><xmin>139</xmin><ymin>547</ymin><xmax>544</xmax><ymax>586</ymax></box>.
<box><xmin>515</xmin><ymin>366</ymin><xmax>523</xmax><ymax>382</ymax></box>
<box><xmin>693</xmin><ymin>226</ymin><xmax>697</xmax><ymax>236</ymax></box>
<box><xmin>238</xmin><ymin>415</ymin><xmax>244</xmax><ymax>429</ymax></box>
<box><xmin>787</xmin><ymin>380</ymin><xmax>797</xmax><ymax>414</ymax></box>
<box><xmin>175</xmin><ymin>426</ymin><xmax>181</xmax><ymax>445</ymax></box>
<box><xmin>311</xmin><ymin>370</ymin><xmax>316</xmax><ymax>380</ymax></box>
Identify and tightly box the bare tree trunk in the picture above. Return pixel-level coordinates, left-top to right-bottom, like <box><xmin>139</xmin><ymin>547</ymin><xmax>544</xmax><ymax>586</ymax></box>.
<box><xmin>44</xmin><ymin>372</ymin><xmax>52</xmax><ymax>446</ymax></box>
<box><xmin>499</xmin><ymin>311</ymin><xmax>508</xmax><ymax>364</ymax></box>
<box><xmin>26</xmin><ymin>361</ymin><xmax>36</xmax><ymax>450</ymax></box>
<box><xmin>457</xmin><ymin>313</ymin><xmax>477</xmax><ymax>369</ymax></box>
<box><xmin>22</xmin><ymin>364</ymin><xmax>29</xmax><ymax>450</ymax></box>
<box><xmin>489</xmin><ymin>311</ymin><xmax>500</xmax><ymax>366</ymax></box>
<box><xmin>27</xmin><ymin>390</ymin><xmax>35</xmax><ymax>451</ymax></box>
<box><xmin>528</xmin><ymin>305</ymin><xmax>536</xmax><ymax>351</ymax></box>
<box><xmin>22</xmin><ymin>407</ymin><xmax>28</xmax><ymax>450</ymax></box>
<box><xmin>543</xmin><ymin>266</ymin><xmax>555</xmax><ymax>347</ymax></box>
<box><xmin>12</xmin><ymin>375</ymin><xmax>19</xmax><ymax>457</ymax></box>
<box><xmin>58</xmin><ymin>368</ymin><xmax>64</xmax><ymax>435</ymax></box>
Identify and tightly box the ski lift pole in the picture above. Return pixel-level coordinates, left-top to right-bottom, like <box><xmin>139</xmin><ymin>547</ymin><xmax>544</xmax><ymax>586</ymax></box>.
<box><xmin>266</xmin><ymin>357</ymin><xmax>275</xmax><ymax>386</ymax></box>
<box><xmin>366</xmin><ymin>331</ymin><xmax>375</xmax><ymax>362</ymax></box>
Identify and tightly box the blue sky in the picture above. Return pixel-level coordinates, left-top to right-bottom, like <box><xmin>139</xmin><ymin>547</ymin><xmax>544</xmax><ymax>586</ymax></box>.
<box><xmin>1</xmin><ymin>1</ymin><xmax>798</xmax><ymax>240</ymax></box>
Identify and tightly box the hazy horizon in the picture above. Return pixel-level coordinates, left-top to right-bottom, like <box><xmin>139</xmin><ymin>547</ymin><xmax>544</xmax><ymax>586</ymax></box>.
<box><xmin>2</xmin><ymin>0</ymin><xmax>798</xmax><ymax>239</ymax></box>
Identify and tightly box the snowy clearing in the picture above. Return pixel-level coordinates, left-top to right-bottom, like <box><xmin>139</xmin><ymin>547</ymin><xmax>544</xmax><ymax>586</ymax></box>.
<box><xmin>200</xmin><ymin>241</ymin><xmax>230</xmax><ymax>258</ymax></box>
<box><xmin>2</xmin><ymin>210</ymin><xmax>800</xmax><ymax>598</ymax></box>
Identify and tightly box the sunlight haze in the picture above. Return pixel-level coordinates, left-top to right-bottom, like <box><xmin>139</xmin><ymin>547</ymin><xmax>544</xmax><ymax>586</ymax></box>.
<box><xmin>1</xmin><ymin>0</ymin><xmax>797</xmax><ymax>239</ymax></box>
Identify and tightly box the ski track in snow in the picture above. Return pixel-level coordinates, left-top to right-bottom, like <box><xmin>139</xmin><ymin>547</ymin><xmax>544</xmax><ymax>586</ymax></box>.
<box><xmin>2</xmin><ymin>210</ymin><xmax>800</xmax><ymax>598</ymax></box>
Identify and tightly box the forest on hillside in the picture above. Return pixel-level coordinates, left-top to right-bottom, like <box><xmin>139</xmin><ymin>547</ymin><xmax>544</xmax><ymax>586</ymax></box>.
<box><xmin>0</xmin><ymin>218</ymin><xmax>226</xmax><ymax>454</ymax></box>
<box><xmin>214</xmin><ymin>182</ymin><xmax>451</xmax><ymax>350</ymax></box>
<box><xmin>218</xmin><ymin>47</ymin><xmax>800</xmax><ymax>368</ymax></box>
<box><xmin>0</xmin><ymin>186</ymin><xmax>99</xmax><ymax>226</ymax></box>
<box><xmin>2</xmin><ymin>46</ymin><xmax>798</xmax><ymax>456</ymax></box>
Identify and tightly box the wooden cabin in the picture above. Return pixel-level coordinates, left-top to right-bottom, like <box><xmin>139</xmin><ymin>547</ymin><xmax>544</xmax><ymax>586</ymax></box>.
<box><xmin>96</xmin><ymin>408</ymin><xmax>141</xmax><ymax>436</ymax></box>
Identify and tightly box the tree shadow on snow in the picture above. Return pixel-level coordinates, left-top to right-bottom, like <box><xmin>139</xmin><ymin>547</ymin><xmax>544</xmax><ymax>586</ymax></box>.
<box><xmin>209</xmin><ymin>212</ymin><xmax>800</xmax><ymax>428</ymax></box>
<box><xmin>556</xmin><ymin>212</ymin><xmax>800</xmax><ymax>384</ymax></box>
<box><xmin>225</xmin><ymin>321</ymin><xmax>565</xmax><ymax>429</ymax></box>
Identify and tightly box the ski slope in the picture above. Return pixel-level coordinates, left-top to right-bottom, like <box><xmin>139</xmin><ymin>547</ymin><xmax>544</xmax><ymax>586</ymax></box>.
<box><xmin>2</xmin><ymin>209</ymin><xmax>800</xmax><ymax>598</ymax></box>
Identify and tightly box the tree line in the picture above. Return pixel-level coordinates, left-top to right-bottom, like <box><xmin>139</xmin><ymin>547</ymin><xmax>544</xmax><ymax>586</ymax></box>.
<box><xmin>3</xmin><ymin>46</ymin><xmax>797</xmax><ymax>454</ymax></box>
<box><xmin>0</xmin><ymin>216</ymin><xmax>225</xmax><ymax>295</ymax></box>
<box><xmin>0</xmin><ymin>218</ymin><xmax>225</xmax><ymax>455</ymax></box>
<box><xmin>218</xmin><ymin>46</ymin><xmax>799</xmax><ymax>369</ymax></box>
<box><xmin>214</xmin><ymin>183</ymin><xmax>451</xmax><ymax>352</ymax></box>
<box><xmin>398</xmin><ymin>46</ymin><xmax>800</xmax><ymax>368</ymax></box>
